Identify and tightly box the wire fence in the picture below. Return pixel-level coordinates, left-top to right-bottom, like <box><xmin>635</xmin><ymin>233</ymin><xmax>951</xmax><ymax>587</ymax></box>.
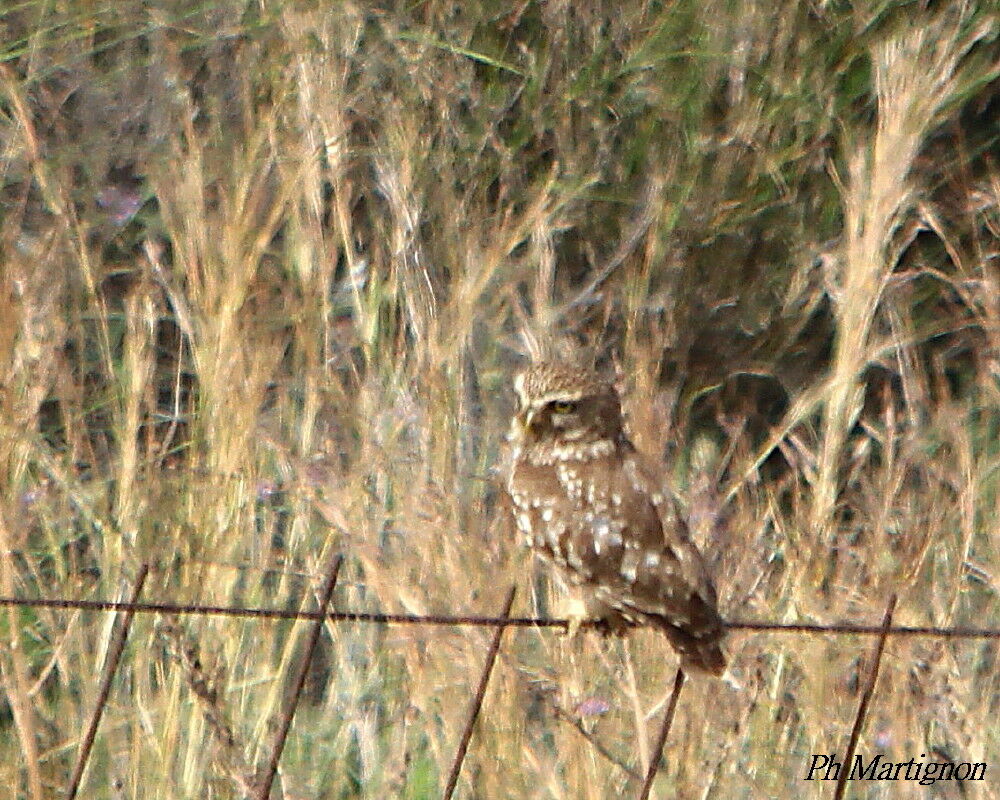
<box><xmin>1</xmin><ymin>560</ymin><xmax>996</xmax><ymax>800</ymax></box>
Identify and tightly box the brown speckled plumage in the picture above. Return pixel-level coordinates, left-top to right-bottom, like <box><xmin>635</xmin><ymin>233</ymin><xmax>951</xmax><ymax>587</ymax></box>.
<box><xmin>507</xmin><ymin>362</ymin><xmax>726</xmax><ymax>675</ymax></box>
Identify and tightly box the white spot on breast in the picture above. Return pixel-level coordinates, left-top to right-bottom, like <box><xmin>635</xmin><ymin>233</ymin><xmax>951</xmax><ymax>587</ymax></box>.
<box><xmin>547</xmin><ymin>522</ymin><xmax>566</xmax><ymax>550</ymax></box>
<box><xmin>620</xmin><ymin>548</ymin><xmax>641</xmax><ymax>583</ymax></box>
<box><xmin>556</xmin><ymin>465</ymin><xmax>583</xmax><ymax>499</ymax></box>
<box><xmin>644</xmin><ymin>551</ymin><xmax>661</xmax><ymax>567</ymax></box>
<box><xmin>589</xmin><ymin>516</ymin><xmax>623</xmax><ymax>556</ymax></box>
<box><xmin>541</xmin><ymin>508</ymin><xmax>553</xmax><ymax>522</ymax></box>
<box><xmin>516</xmin><ymin>513</ymin><xmax>531</xmax><ymax>532</ymax></box>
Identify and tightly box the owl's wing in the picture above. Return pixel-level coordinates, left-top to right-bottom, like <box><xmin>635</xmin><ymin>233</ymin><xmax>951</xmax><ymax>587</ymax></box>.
<box><xmin>600</xmin><ymin>447</ymin><xmax>726</xmax><ymax>674</ymax></box>
<box><xmin>617</xmin><ymin>449</ymin><xmax>719</xmax><ymax>606</ymax></box>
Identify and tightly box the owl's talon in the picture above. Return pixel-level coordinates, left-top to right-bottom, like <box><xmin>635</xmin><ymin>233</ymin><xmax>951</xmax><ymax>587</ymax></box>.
<box><xmin>563</xmin><ymin>615</ymin><xmax>584</xmax><ymax>639</ymax></box>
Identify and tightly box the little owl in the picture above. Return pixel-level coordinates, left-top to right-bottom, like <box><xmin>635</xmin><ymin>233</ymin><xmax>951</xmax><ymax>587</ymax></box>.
<box><xmin>507</xmin><ymin>362</ymin><xmax>726</xmax><ymax>675</ymax></box>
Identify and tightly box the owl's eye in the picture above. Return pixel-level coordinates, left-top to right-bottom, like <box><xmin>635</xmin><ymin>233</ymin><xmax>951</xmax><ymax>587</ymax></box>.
<box><xmin>550</xmin><ymin>400</ymin><xmax>576</xmax><ymax>414</ymax></box>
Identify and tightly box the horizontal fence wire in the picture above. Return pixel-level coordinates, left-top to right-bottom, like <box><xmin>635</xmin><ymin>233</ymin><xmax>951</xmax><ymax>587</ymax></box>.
<box><xmin>4</xmin><ymin>567</ymin><xmax>987</xmax><ymax>800</ymax></box>
<box><xmin>1</xmin><ymin>594</ymin><xmax>998</xmax><ymax>638</ymax></box>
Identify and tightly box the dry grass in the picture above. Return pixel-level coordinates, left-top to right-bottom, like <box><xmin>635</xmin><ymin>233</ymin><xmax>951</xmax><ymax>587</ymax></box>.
<box><xmin>1</xmin><ymin>1</ymin><xmax>999</xmax><ymax>798</ymax></box>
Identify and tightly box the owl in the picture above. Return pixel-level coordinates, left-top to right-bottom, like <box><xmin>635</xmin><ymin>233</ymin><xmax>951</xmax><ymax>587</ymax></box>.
<box><xmin>507</xmin><ymin>362</ymin><xmax>726</xmax><ymax>675</ymax></box>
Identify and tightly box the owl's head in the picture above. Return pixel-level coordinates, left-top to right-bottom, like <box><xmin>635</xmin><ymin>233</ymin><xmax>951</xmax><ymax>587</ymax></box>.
<box><xmin>511</xmin><ymin>362</ymin><xmax>624</xmax><ymax>447</ymax></box>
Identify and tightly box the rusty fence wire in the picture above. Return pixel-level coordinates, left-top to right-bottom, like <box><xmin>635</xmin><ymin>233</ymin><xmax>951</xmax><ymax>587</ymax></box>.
<box><xmin>1</xmin><ymin>564</ymin><xmax>996</xmax><ymax>799</ymax></box>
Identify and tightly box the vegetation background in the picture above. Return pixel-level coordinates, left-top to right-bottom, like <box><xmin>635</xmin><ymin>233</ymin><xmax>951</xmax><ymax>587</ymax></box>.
<box><xmin>1</xmin><ymin>1</ymin><xmax>998</xmax><ymax>797</ymax></box>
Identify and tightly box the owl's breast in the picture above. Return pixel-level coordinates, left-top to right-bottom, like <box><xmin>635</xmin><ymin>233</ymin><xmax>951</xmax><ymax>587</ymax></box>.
<box><xmin>508</xmin><ymin>456</ymin><xmax>629</xmax><ymax>584</ymax></box>
<box><xmin>508</xmin><ymin>462</ymin><xmax>564</xmax><ymax>550</ymax></box>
